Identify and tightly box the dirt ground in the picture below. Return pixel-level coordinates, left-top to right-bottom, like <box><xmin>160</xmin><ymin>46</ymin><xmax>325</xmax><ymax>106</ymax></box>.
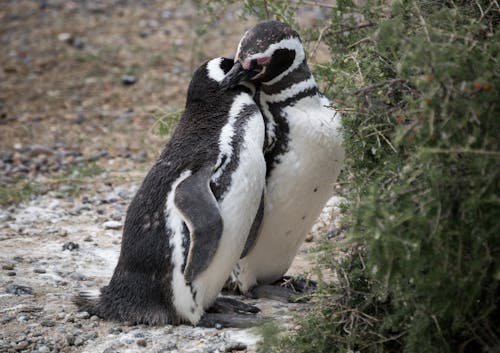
<box><xmin>0</xmin><ymin>1</ymin><xmax>341</xmax><ymax>352</ymax></box>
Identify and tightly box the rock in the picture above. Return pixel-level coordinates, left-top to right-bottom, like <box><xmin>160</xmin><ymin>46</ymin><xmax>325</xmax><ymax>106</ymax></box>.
<box><xmin>2</xmin><ymin>264</ymin><xmax>14</xmax><ymax>270</ymax></box>
<box><xmin>109</xmin><ymin>210</ymin><xmax>122</xmax><ymax>221</ymax></box>
<box><xmin>0</xmin><ymin>211</ymin><xmax>12</xmax><ymax>222</ymax></box>
<box><xmin>75</xmin><ymin>311</ymin><xmax>90</xmax><ymax>319</ymax></box>
<box><xmin>117</xmin><ymin>188</ymin><xmax>132</xmax><ymax>199</ymax></box>
<box><xmin>40</xmin><ymin>320</ymin><xmax>56</xmax><ymax>327</ymax></box>
<box><xmin>136</xmin><ymin>339</ymin><xmax>147</xmax><ymax>347</ymax></box>
<box><xmin>62</xmin><ymin>242</ymin><xmax>79</xmax><ymax>251</ymax></box>
<box><xmin>29</xmin><ymin>144</ymin><xmax>52</xmax><ymax>157</ymax></box>
<box><xmin>161</xmin><ymin>9</ymin><xmax>173</xmax><ymax>19</ymax></box>
<box><xmin>35</xmin><ymin>345</ymin><xmax>50</xmax><ymax>353</ymax></box>
<box><xmin>70</xmin><ymin>272</ymin><xmax>87</xmax><ymax>281</ymax></box>
<box><xmin>2</xmin><ymin>315</ymin><xmax>14</xmax><ymax>323</ymax></box>
<box><xmin>116</xmin><ymin>109</ymin><xmax>134</xmax><ymax>122</ymax></box>
<box><xmin>65</xmin><ymin>334</ymin><xmax>75</xmax><ymax>346</ymax></box>
<box><xmin>72</xmin><ymin>37</ymin><xmax>86</xmax><ymax>49</ymax></box>
<box><xmin>57</xmin><ymin>33</ymin><xmax>72</xmax><ymax>42</ymax></box>
<box><xmin>88</xmin><ymin>150</ymin><xmax>107</xmax><ymax>162</ymax></box>
<box><xmin>103</xmin><ymin>220</ymin><xmax>122</xmax><ymax>230</ymax></box>
<box><xmin>121</xmin><ymin>75</ymin><xmax>137</xmax><ymax>85</ymax></box>
<box><xmin>131</xmin><ymin>150</ymin><xmax>147</xmax><ymax>162</ymax></box>
<box><xmin>14</xmin><ymin>341</ymin><xmax>29</xmax><ymax>350</ymax></box>
<box><xmin>225</xmin><ymin>342</ymin><xmax>247</xmax><ymax>352</ymax></box>
<box><xmin>109</xmin><ymin>326</ymin><xmax>122</xmax><ymax>334</ymax></box>
<box><xmin>74</xmin><ymin>112</ymin><xmax>85</xmax><ymax>124</ymax></box>
<box><xmin>72</xmin><ymin>204</ymin><xmax>91</xmax><ymax>214</ymax></box>
<box><xmin>34</xmin><ymin>268</ymin><xmax>46</xmax><ymax>274</ymax></box>
<box><xmin>5</xmin><ymin>284</ymin><xmax>33</xmax><ymax>295</ymax></box>
<box><xmin>7</xmin><ymin>271</ymin><xmax>16</xmax><ymax>276</ymax></box>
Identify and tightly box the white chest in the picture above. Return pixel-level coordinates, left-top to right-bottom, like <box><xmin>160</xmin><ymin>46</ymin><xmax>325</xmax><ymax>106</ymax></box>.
<box><xmin>234</xmin><ymin>95</ymin><xmax>344</xmax><ymax>291</ymax></box>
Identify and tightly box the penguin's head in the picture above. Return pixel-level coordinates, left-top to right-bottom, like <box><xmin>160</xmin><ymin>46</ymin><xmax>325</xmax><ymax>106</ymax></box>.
<box><xmin>220</xmin><ymin>21</ymin><xmax>305</xmax><ymax>89</ymax></box>
<box><xmin>186</xmin><ymin>57</ymin><xmax>240</xmax><ymax>102</ymax></box>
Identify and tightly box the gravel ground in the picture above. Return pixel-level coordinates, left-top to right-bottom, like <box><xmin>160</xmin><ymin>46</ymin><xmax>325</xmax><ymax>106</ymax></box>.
<box><xmin>0</xmin><ymin>164</ymin><xmax>344</xmax><ymax>353</ymax></box>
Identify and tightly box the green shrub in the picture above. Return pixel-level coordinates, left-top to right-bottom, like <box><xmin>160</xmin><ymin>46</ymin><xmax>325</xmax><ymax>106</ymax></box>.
<box><xmin>203</xmin><ymin>0</ymin><xmax>499</xmax><ymax>351</ymax></box>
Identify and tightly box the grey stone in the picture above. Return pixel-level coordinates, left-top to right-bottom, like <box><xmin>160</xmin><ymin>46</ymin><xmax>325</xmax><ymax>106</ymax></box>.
<box><xmin>121</xmin><ymin>75</ymin><xmax>137</xmax><ymax>85</ymax></box>
<box><xmin>62</xmin><ymin>242</ymin><xmax>79</xmax><ymax>251</ymax></box>
<box><xmin>103</xmin><ymin>221</ymin><xmax>122</xmax><ymax>230</ymax></box>
<box><xmin>5</xmin><ymin>284</ymin><xmax>33</xmax><ymax>295</ymax></box>
<box><xmin>75</xmin><ymin>311</ymin><xmax>90</xmax><ymax>319</ymax></box>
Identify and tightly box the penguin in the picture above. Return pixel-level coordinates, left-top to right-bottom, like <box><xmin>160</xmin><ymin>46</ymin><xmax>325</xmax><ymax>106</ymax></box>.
<box><xmin>220</xmin><ymin>21</ymin><xmax>345</xmax><ymax>300</ymax></box>
<box><xmin>74</xmin><ymin>57</ymin><xmax>266</xmax><ymax>326</ymax></box>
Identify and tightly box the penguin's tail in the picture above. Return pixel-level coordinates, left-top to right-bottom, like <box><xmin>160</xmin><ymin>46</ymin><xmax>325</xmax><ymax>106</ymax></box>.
<box><xmin>72</xmin><ymin>290</ymin><xmax>101</xmax><ymax>316</ymax></box>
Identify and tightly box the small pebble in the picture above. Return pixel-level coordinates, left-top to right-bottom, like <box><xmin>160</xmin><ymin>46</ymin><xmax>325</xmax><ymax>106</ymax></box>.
<box><xmin>121</xmin><ymin>75</ymin><xmax>137</xmax><ymax>85</ymax></box>
<box><xmin>5</xmin><ymin>284</ymin><xmax>33</xmax><ymax>295</ymax></box>
<box><xmin>103</xmin><ymin>221</ymin><xmax>122</xmax><ymax>230</ymax></box>
<box><xmin>62</xmin><ymin>242</ymin><xmax>79</xmax><ymax>251</ymax></box>
<box><xmin>70</xmin><ymin>272</ymin><xmax>87</xmax><ymax>281</ymax></box>
<box><xmin>136</xmin><ymin>339</ymin><xmax>147</xmax><ymax>347</ymax></box>
<box><xmin>225</xmin><ymin>342</ymin><xmax>247</xmax><ymax>352</ymax></box>
<box><xmin>109</xmin><ymin>326</ymin><xmax>122</xmax><ymax>334</ymax></box>
<box><xmin>7</xmin><ymin>271</ymin><xmax>16</xmax><ymax>276</ymax></box>
<box><xmin>34</xmin><ymin>268</ymin><xmax>46</xmax><ymax>274</ymax></box>
<box><xmin>65</xmin><ymin>334</ymin><xmax>75</xmax><ymax>346</ymax></box>
<box><xmin>75</xmin><ymin>311</ymin><xmax>90</xmax><ymax>319</ymax></box>
<box><xmin>41</xmin><ymin>320</ymin><xmax>56</xmax><ymax>327</ymax></box>
<box><xmin>14</xmin><ymin>341</ymin><xmax>29</xmax><ymax>350</ymax></box>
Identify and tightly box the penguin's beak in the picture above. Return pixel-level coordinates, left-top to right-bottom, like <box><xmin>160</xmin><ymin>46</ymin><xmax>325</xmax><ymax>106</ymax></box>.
<box><xmin>220</xmin><ymin>61</ymin><xmax>256</xmax><ymax>90</ymax></box>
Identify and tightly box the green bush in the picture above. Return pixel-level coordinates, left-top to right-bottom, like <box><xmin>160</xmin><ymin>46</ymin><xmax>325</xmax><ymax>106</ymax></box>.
<box><xmin>203</xmin><ymin>0</ymin><xmax>499</xmax><ymax>351</ymax></box>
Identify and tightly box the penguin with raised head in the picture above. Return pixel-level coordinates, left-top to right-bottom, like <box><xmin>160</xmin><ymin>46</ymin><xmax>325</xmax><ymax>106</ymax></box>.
<box><xmin>221</xmin><ymin>21</ymin><xmax>345</xmax><ymax>300</ymax></box>
<box><xmin>74</xmin><ymin>57</ymin><xmax>266</xmax><ymax>326</ymax></box>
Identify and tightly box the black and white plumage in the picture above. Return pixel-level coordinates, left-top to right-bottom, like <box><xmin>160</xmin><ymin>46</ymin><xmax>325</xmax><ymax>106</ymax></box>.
<box><xmin>74</xmin><ymin>57</ymin><xmax>266</xmax><ymax>325</ymax></box>
<box><xmin>221</xmin><ymin>21</ymin><xmax>345</xmax><ymax>294</ymax></box>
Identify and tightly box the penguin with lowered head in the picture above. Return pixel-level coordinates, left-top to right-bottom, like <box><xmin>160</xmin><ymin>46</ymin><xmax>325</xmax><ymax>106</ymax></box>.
<box><xmin>74</xmin><ymin>57</ymin><xmax>266</xmax><ymax>326</ymax></box>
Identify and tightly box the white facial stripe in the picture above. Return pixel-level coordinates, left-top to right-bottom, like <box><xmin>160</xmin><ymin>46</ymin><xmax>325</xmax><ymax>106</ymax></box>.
<box><xmin>262</xmin><ymin>76</ymin><xmax>316</xmax><ymax>103</ymax></box>
<box><xmin>212</xmin><ymin>93</ymin><xmax>255</xmax><ymax>184</ymax></box>
<box><xmin>206</xmin><ymin>57</ymin><xmax>225</xmax><ymax>82</ymax></box>
<box><xmin>246</xmin><ymin>37</ymin><xmax>305</xmax><ymax>86</ymax></box>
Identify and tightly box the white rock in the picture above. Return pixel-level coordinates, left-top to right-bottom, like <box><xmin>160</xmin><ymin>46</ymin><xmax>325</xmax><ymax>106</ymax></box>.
<box><xmin>103</xmin><ymin>221</ymin><xmax>122</xmax><ymax>230</ymax></box>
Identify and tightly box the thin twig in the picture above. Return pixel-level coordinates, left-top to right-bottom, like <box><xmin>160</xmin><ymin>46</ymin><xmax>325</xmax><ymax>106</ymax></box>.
<box><xmin>420</xmin><ymin>148</ymin><xmax>500</xmax><ymax>156</ymax></box>
<box><xmin>330</xmin><ymin>21</ymin><xmax>374</xmax><ymax>36</ymax></box>
<box><xmin>474</xmin><ymin>0</ymin><xmax>485</xmax><ymax>19</ymax></box>
<box><xmin>311</xmin><ymin>24</ymin><xmax>331</xmax><ymax>59</ymax></box>
<box><xmin>352</xmin><ymin>79</ymin><xmax>405</xmax><ymax>95</ymax></box>
<box><xmin>347</xmin><ymin>36</ymin><xmax>372</xmax><ymax>49</ymax></box>
<box><xmin>301</xmin><ymin>0</ymin><xmax>337</xmax><ymax>8</ymax></box>
<box><xmin>413</xmin><ymin>1</ymin><xmax>432</xmax><ymax>43</ymax></box>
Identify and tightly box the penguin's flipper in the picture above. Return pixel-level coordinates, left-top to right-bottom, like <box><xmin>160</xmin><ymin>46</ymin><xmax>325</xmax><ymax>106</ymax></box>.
<box><xmin>174</xmin><ymin>165</ymin><xmax>223</xmax><ymax>284</ymax></box>
<box><xmin>240</xmin><ymin>192</ymin><xmax>264</xmax><ymax>258</ymax></box>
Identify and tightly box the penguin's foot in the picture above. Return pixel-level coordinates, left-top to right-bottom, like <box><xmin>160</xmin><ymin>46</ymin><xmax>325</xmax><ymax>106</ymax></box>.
<box><xmin>198</xmin><ymin>297</ymin><xmax>261</xmax><ymax>328</ymax></box>
<box><xmin>197</xmin><ymin>312</ymin><xmax>261</xmax><ymax>328</ymax></box>
<box><xmin>249</xmin><ymin>276</ymin><xmax>317</xmax><ymax>303</ymax></box>
<box><xmin>209</xmin><ymin>296</ymin><xmax>260</xmax><ymax>314</ymax></box>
